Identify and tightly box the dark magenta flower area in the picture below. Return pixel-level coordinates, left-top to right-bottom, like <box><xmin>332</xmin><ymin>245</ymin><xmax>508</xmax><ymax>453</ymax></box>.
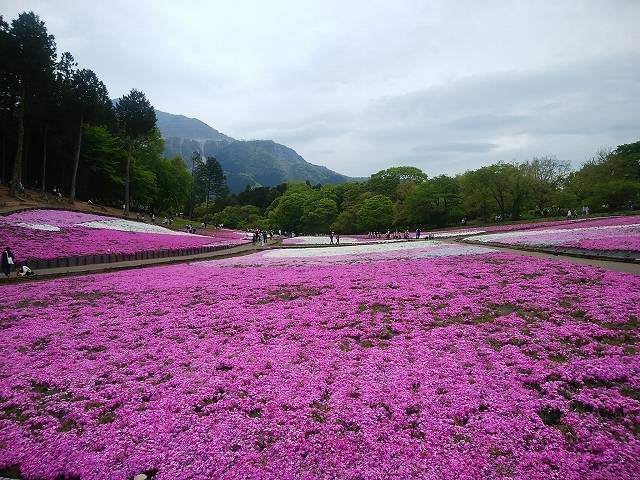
<box><xmin>1</xmin><ymin>251</ymin><xmax>639</xmax><ymax>479</ymax></box>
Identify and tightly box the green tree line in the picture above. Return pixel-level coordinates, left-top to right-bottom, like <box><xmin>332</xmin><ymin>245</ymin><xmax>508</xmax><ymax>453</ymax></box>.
<box><xmin>205</xmin><ymin>145</ymin><xmax>640</xmax><ymax>233</ymax></box>
<box><xmin>0</xmin><ymin>11</ymin><xmax>194</xmax><ymax>214</ymax></box>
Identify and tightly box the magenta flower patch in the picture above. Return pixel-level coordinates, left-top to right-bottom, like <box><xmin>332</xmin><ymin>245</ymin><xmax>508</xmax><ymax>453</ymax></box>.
<box><xmin>0</xmin><ymin>209</ymin><xmax>248</xmax><ymax>262</ymax></box>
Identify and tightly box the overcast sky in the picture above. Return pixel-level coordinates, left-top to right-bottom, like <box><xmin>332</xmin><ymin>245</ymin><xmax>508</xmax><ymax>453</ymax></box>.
<box><xmin>3</xmin><ymin>0</ymin><xmax>640</xmax><ymax>176</ymax></box>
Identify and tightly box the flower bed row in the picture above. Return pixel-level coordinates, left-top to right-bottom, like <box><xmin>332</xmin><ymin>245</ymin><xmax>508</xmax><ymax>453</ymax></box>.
<box><xmin>466</xmin><ymin>216</ymin><xmax>640</xmax><ymax>254</ymax></box>
<box><xmin>1</xmin><ymin>243</ymin><xmax>638</xmax><ymax>479</ymax></box>
<box><xmin>0</xmin><ymin>209</ymin><xmax>248</xmax><ymax>263</ymax></box>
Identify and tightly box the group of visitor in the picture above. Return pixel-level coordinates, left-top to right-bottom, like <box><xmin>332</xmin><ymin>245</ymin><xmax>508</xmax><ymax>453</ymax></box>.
<box><xmin>2</xmin><ymin>247</ymin><xmax>35</xmax><ymax>279</ymax></box>
<box><xmin>567</xmin><ymin>207</ymin><xmax>592</xmax><ymax>218</ymax></box>
<box><xmin>387</xmin><ymin>230</ymin><xmax>411</xmax><ymax>240</ymax></box>
<box><xmin>251</xmin><ymin>230</ymin><xmax>270</xmax><ymax>246</ymax></box>
<box><xmin>329</xmin><ymin>232</ymin><xmax>341</xmax><ymax>245</ymax></box>
<box><xmin>366</xmin><ymin>229</ymin><xmax>434</xmax><ymax>240</ymax></box>
<box><xmin>133</xmin><ymin>212</ymin><xmax>166</xmax><ymax>224</ymax></box>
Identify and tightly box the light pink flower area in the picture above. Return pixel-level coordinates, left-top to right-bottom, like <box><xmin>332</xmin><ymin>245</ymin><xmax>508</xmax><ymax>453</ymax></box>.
<box><xmin>469</xmin><ymin>216</ymin><xmax>640</xmax><ymax>253</ymax></box>
<box><xmin>1</xmin><ymin>248</ymin><xmax>639</xmax><ymax>479</ymax></box>
<box><xmin>282</xmin><ymin>235</ymin><xmax>374</xmax><ymax>245</ymax></box>
<box><xmin>0</xmin><ymin>210</ymin><xmax>247</xmax><ymax>261</ymax></box>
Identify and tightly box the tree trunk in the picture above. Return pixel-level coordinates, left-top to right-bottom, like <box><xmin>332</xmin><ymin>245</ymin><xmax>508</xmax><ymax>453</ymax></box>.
<box><xmin>41</xmin><ymin>124</ymin><xmax>48</xmax><ymax>193</ymax></box>
<box><xmin>1</xmin><ymin>133</ymin><xmax>5</xmax><ymax>185</ymax></box>
<box><xmin>10</xmin><ymin>85</ymin><xmax>25</xmax><ymax>196</ymax></box>
<box><xmin>24</xmin><ymin>129</ymin><xmax>29</xmax><ymax>186</ymax></box>
<box><xmin>124</xmin><ymin>142</ymin><xmax>132</xmax><ymax>214</ymax></box>
<box><xmin>69</xmin><ymin>111</ymin><xmax>83</xmax><ymax>202</ymax></box>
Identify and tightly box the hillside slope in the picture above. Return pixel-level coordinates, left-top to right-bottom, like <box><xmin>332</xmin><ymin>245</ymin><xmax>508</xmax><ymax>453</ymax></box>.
<box><xmin>156</xmin><ymin>109</ymin><xmax>353</xmax><ymax>192</ymax></box>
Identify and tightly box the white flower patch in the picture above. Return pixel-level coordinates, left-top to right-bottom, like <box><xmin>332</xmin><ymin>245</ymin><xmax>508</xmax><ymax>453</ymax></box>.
<box><xmin>430</xmin><ymin>229</ymin><xmax>486</xmax><ymax>238</ymax></box>
<box><xmin>77</xmin><ymin>219</ymin><xmax>204</xmax><ymax>236</ymax></box>
<box><xmin>14</xmin><ymin>222</ymin><xmax>61</xmax><ymax>232</ymax></box>
<box><xmin>193</xmin><ymin>241</ymin><xmax>495</xmax><ymax>268</ymax></box>
<box><xmin>265</xmin><ymin>240</ymin><xmax>493</xmax><ymax>259</ymax></box>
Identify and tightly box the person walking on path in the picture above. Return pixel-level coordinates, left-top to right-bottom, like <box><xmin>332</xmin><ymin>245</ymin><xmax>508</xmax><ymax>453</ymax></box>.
<box><xmin>336</xmin><ymin>234</ymin><xmax>340</xmax><ymax>245</ymax></box>
<box><xmin>329</xmin><ymin>232</ymin><xmax>335</xmax><ymax>245</ymax></box>
<box><xmin>2</xmin><ymin>247</ymin><xmax>15</xmax><ymax>277</ymax></box>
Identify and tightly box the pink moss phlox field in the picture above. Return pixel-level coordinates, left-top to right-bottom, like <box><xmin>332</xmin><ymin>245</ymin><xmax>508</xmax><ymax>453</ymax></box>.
<box><xmin>541</xmin><ymin>215</ymin><xmax>640</xmax><ymax>230</ymax></box>
<box><xmin>0</xmin><ymin>209</ymin><xmax>247</xmax><ymax>261</ymax></box>
<box><xmin>433</xmin><ymin>215</ymin><xmax>640</xmax><ymax>237</ymax></box>
<box><xmin>468</xmin><ymin>216</ymin><xmax>640</xmax><ymax>253</ymax></box>
<box><xmin>1</xmin><ymin>247</ymin><xmax>639</xmax><ymax>479</ymax></box>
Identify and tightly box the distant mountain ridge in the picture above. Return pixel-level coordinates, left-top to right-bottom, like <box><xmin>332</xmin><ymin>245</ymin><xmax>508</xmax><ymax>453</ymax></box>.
<box><xmin>155</xmin><ymin>109</ymin><xmax>354</xmax><ymax>192</ymax></box>
<box><xmin>155</xmin><ymin>111</ymin><xmax>232</xmax><ymax>142</ymax></box>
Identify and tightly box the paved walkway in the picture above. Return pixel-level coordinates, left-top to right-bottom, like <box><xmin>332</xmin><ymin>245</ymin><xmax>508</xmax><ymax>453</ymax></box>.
<box><xmin>0</xmin><ymin>242</ymin><xmax>265</xmax><ymax>283</ymax></box>
<box><xmin>450</xmin><ymin>239</ymin><xmax>640</xmax><ymax>274</ymax></box>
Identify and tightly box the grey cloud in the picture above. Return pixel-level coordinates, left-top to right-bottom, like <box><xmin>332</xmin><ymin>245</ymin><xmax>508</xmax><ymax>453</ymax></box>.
<box><xmin>4</xmin><ymin>0</ymin><xmax>639</xmax><ymax>178</ymax></box>
<box><xmin>413</xmin><ymin>142</ymin><xmax>499</xmax><ymax>153</ymax></box>
<box><xmin>445</xmin><ymin>115</ymin><xmax>530</xmax><ymax>131</ymax></box>
<box><xmin>290</xmin><ymin>52</ymin><xmax>640</xmax><ymax>176</ymax></box>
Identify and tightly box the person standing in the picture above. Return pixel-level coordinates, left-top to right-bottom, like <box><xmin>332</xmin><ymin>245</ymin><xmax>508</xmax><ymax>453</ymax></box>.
<box><xmin>2</xmin><ymin>247</ymin><xmax>15</xmax><ymax>277</ymax></box>
<box><xmin>336</xmin><ymin>234</ymin><xmax>340</xmax><ymax>245</ymax></box>
<box><xmin>329</xmin><ymin>232</ymin><xmax>335</xmax><ymax>245</ymax></box>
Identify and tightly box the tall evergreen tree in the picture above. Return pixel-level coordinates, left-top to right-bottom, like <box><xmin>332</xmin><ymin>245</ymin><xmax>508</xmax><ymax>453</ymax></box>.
<box><xmin>201</xmin><ymin>156</ymin><xmax>226</xmax><ymax>205</ymax></box>
<box><xmin>5</xmin><ymin>12</ymin><xmax>56</xmax><ymax>195</ymax></box>
<box><xmin>0</xmin><ymin>16</ymin><xmax>13</xmax><ymax>184</ymax></box>
<box><xmin>115</xmin><ymin>89</ymin><xmax>156</xmax><ymax>213</ymax></box>
<box><xmin>66</xmin><ymin>68</ymin><xmax>112</xmax><ymax>201</ymax></box>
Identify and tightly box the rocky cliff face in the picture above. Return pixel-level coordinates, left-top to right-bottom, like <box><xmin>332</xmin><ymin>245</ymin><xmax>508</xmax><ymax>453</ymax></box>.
<box><xmin>156</xmin><ymin>109</ymin><xmax>352</xmax><ymax>192</ymax></box>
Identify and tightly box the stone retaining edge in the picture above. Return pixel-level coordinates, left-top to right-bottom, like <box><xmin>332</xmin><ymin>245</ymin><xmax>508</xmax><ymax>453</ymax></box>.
<box><xmin>15</xmin><ymin>243</ymin><xmax>244</xmax><ymax>271</ymax></box>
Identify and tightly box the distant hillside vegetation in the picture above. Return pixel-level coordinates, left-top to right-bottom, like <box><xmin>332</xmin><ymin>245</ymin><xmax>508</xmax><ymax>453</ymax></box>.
<box><xmin>156</xmin><ymin>109</ymin><xmax>353</xmax><ymax>192</ymax></box>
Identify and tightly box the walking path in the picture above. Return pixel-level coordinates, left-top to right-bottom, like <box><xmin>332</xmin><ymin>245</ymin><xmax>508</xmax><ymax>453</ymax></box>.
<box><xmin>449</xmin><ymin>239</ymin><xmax>640</xmax><ymax>274</ymax></box>
<box><xmin>0</xmin><ymin>242</ymin><xmax>265</xmax><ymax>283</ymax></box>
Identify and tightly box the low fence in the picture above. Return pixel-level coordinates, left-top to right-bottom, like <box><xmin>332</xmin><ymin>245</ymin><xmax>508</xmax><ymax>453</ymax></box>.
<box><xmin>20</xmin><ymin>244</ymin><xmax>238</xmax><ymax>271</ymax></box>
